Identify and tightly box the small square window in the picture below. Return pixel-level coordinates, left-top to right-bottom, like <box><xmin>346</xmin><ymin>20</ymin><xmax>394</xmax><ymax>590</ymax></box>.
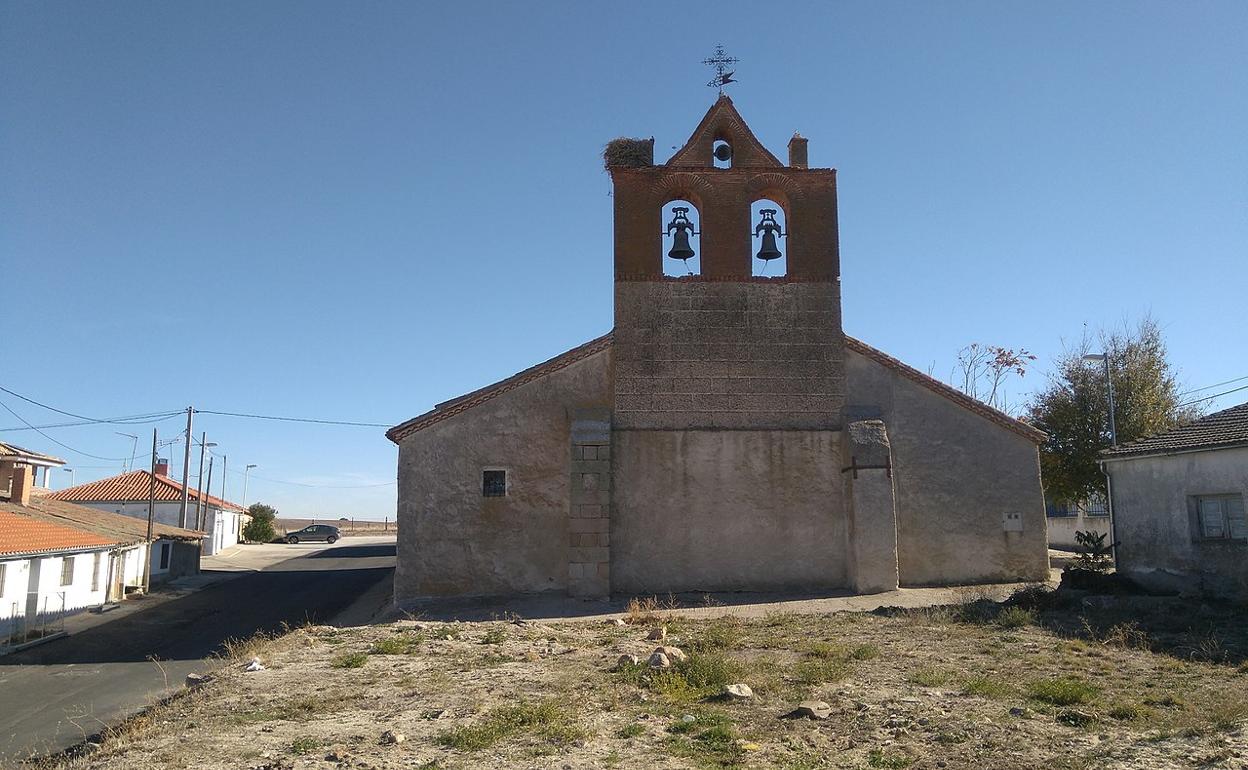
<box><xmin>1195</xmin><ymin>494</ymin><xmax>1247</xmax><ymax>540</ymax></box>
<box><xmin>482</xmin><ymin>470</ymin><xmax>507</xmax><ymax>498</ymax></box>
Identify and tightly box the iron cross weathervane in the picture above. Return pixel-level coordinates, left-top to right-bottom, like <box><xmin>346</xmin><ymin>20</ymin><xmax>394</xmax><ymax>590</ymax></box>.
<box><xmin>702</xmin><ymin>44</ymin><xmax>739</xmax><ymax>94</ymax></box>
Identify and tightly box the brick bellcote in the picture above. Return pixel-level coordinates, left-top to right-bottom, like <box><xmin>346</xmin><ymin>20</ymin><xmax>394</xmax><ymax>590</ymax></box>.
<box><xmin>605</xmin><ymin>96</ymin><xmax>847</xmax><ymax>431</ymax></box>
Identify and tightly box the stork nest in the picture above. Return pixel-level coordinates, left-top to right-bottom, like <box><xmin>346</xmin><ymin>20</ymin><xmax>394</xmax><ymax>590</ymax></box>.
<box><xmin>603</xmin><ymin>137</ymin><xmax>654</xmax><ymax>170</ymax></box>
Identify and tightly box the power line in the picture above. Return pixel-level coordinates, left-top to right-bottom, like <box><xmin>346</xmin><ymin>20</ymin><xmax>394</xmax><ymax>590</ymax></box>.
<box><xmin>1178</xmin><ymin>374</ymin><xmax>1248</xmax><ymax>398</ymax></box>
<box><xmin>0</xmin><ymin>383</ymin><xmax>181</xmax><ymax>425</ymax></box>
<box><xmin>0</xmin><ymin>411</ymin><xmax>184</xmax><ymax>432</ymax></box>
<box><xmin>0</xmin><ymin>397</ymin><xmax>139</xmax><ymax>462</ymax></box>
<box><xmin>1176</xmin><ymin>383</ymin><xmax>1248</xmax><ymax>410</ymax></box>
<box><xmin>195</xmin><ymin>409</ymin><xmax>391</xmax><ymax>428</ymax></box>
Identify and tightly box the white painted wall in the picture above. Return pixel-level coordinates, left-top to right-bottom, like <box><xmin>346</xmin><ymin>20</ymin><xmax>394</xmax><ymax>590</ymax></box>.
<box><xmin>1046</xmin><ymin>514</ymin><xmax>1112</xmax><ymax>550</ymax></box>
<box><xmin>77</xmin><ymin>501</ymin><xmax>241</xmax><ymax>555</ymax></box>
<box><xmin>0</xmin><ymin>559</ymin><xmax>32</xmax><ymax>642</ymax></box>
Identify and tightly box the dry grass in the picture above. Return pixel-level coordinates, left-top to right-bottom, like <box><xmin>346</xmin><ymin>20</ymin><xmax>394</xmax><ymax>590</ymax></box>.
<box><xmin>39</xmin><ymin>591</ymin><xmax>1248</xmax><ymax>770</ymax></box>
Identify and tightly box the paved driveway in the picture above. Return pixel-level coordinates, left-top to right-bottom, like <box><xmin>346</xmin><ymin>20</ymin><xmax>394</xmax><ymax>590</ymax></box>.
<box><xmin>0</xmin><ymin>536</ymin><xmax>395</xmax><ymax>760</ymax></box>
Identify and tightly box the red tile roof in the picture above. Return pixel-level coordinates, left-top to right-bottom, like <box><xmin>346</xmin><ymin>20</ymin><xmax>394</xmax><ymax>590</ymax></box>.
<box><xmin>47</xmin><ymin>470</ymin><xmax>245</xmax><ymax>512</ymax></box>
<box><xmin>0</xmin><ymin>508</ymin><xmax>120</xmax><ymax>558</ymax></box>
<box><xmin>386</xmin><ymin>331</ymin><xmax>1044</xmax><ymax>444</ymax></box>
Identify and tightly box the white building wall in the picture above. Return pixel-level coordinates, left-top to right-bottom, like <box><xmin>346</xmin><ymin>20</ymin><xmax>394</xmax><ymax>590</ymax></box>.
<box><xmin>0</xmin><ymin>559</ymin><xmax>32</xmax><ymax>641</ymax></box>
<box><xmin>78</xmin><ymin>501</ymin><xmax>240</xmax><ymax>556</ymax></box>
<box><xmin>28</xmin><ymin>549</ymin><xmax>112</xmax><ymax>619</ymax></box>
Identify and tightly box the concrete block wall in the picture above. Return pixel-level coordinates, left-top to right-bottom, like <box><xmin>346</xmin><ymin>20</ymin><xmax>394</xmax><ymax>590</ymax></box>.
<box><xmin>613</xmin><ymin>281</ymin><xmax>844</xmax><ymax>430</ymax></box>
<box><xmin>569</xmin><ymin>409</ymin><xmax>612</xmax><ymax>598</ymax></box>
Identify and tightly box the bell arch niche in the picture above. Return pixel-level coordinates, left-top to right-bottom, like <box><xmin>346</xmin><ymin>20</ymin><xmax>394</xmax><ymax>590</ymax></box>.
<box><xmin>662</xmin><ymin>200</ymin><xmax>701</xmax><ymax>276</ymax></box>
<box><xmin>751</xmin><ymin>198</ymin><xmax>788</xmax><ymax>277</ymax></box>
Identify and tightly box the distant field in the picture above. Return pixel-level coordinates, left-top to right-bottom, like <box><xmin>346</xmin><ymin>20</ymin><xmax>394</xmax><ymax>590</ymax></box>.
<box><xmin>275</xmin><ymin>517</ymin><xmax>395</xmax><ymax>536</ymax></box>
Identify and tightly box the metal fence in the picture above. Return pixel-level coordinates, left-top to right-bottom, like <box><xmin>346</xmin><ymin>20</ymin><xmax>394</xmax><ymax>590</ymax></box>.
<box><xmin>1</xmin><ymin>592</ymin><xmax>67</xmax><ymax>651</ymax></box>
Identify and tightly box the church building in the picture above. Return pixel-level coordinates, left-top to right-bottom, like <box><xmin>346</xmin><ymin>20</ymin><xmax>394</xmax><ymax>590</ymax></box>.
<box><xmin>387</xmin><ymin>96</ymin><xmax>1050</xmax><ymax>604</ymax></box>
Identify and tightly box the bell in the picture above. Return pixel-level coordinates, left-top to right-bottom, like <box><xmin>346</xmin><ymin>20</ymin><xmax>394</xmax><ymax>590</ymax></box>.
<box><xmin>756</xmin><ymin>230</ymin><xmax>782</xmax><ymax>261</ymax></box>
<box><xmin>665</xmin><ymin>206</ymin><xmax>696</xmax><ymax>261</ymax></box>
<box><xmin>668</xmin><ymin>229</ymin><xmax>695</xmax><ymax>261</ymax></box>
<box><xmin>754</xmin><ymin>208</ymin><xmax>784</xmax><ymax>261</ymax></box>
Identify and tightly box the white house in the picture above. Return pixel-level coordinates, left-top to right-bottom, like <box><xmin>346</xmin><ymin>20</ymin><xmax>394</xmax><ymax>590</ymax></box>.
<box><xmin>1102</xmin><ymin>401</ymin><xmax>1248</xmax><ymax>600</ymax></box>
<box><xmin>48</xmin><ymin>460</ymin><xmax>248</xmax><ymax>556</ymax></box>
<box><xmin>0</xmin><ymin>462</ymin><xmax>203</xmax><ymax>651</ymax></box>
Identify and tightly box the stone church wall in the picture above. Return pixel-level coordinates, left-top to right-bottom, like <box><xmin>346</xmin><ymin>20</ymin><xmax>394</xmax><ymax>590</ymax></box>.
<box><xmin>393</xmin><ymin>349</ymin><xmax>611</xmax><ymax>603</ymax></box>
<box><xmin>844</xmin><ymin>348</ymin><xmax>1049</xmax><ymax>585</ymax></box>
<box><xmin>610</xmin><ymin>429</ymin><xmax>847</xmax><ymax>593</ymax></box>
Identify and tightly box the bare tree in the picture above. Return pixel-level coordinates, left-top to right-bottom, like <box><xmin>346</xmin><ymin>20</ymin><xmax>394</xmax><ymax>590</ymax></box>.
<box><xmin>953</xmin><ymin>343</ymin><xmax>1037</xmax><ymax>416</ymax></box>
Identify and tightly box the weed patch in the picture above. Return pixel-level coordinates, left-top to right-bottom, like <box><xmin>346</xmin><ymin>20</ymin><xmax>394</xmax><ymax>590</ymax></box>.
<box><xmin>1027</xmin><ymin>677</ymin><xmax>1097</xmax><ymax>706</ymax></box>
<box><xmin>435</xmin><ymin>700</ymin><xmax>584</xmax><ymax>752</ymax></box>
<box><xmin>331</xmin><ymin>651</ymin><xmax>368</xmax><ymax>669</ymax></box>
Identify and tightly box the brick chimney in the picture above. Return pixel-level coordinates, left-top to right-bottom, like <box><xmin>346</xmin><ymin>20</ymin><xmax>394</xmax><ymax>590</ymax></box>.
<box><xmin>155</xmin><ymin>458</ymin><xmax>170</xmax><ymax>476</ymax></box>
<box><xmin>11</xmin><ymin>463</ymin><xmax>33</xmax><ymax>506</ymax></box>
<box><xmin>788</xmin><ymin>133</ymin><xmax>808</xmax><ymax>169</ymax></box>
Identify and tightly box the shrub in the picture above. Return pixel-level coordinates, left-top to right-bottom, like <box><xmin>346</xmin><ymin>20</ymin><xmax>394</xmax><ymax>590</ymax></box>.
<box><xmin>995</xmin><ymin>606</ymin><xmax>1036</xmax><ymax>629</ymax></box>
<box><xmin>962</xmin><ymin>675</ymin><xmax>1012</xmax><ymax>699</ymax></box>
<box><xmin>868</xmin><ymin>748</ymin><xmax>913</xmax><ymax>768</ymax></box>
<box><xmin>242</xmin><ymin>503</ymin><xmax>278</xmax><ymax>543</ymax></box>
<box><xmin>909</xmin><ymin>668</ymin><xmax>951</xmax><ymax>687</ymax></box>
<box><xmin>370</xmin><ymin>633</ymin><xmax>422</xmax><ymax>655</ymax></box>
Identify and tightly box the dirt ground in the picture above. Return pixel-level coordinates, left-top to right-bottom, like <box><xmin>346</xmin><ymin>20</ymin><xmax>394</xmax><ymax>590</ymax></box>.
<box><xmin>35</xmin><ymin>587</ymin><xmax>1248</xmax><ymax>770</ymax></box>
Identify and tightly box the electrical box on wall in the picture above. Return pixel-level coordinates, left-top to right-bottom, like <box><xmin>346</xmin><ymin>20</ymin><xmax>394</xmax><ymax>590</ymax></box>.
<box><xmin>1002</xmin><ymin>511</ymin><xmax>1024</xmax><ymax>532</ymax></box>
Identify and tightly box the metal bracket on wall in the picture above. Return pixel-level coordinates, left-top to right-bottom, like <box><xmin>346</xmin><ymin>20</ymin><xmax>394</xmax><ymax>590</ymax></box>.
<box><xmin>841</xmin><ymin>455</ymin><xmax>892</xmax><ymax>479</ymax></box>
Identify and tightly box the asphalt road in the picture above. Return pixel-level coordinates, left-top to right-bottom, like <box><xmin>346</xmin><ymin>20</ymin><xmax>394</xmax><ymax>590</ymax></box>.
<box><xmin>0</xmin><ymin>538</ymin><xmax>395</xmax><ymax>762</ymax></box>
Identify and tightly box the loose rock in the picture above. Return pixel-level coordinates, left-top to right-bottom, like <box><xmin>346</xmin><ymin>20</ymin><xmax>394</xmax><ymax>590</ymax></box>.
<box><xmin>325</xmin><ymin>744</ymin><xmax>350</xmax><ymax>761</ymax></box>
<box><xmin>243</xmin><ymin>657</ymin><xmax>265</xmax><ymax>672</ymax></box>
<box><xmin>647</xmin><ymin>651</ymin><xmax>672</xmax><ymax>669</ymax></box>
<box><xmin>616</xmin><ymin>654</ymin><xmax>640</xmax><ymax>668</ymax></box>
<box><xmin>185</xmin><ymin>672</ymin><xmax>212</xmax><ymax>688</ymax></box>
<box><xmin>787</xmin><ymin>700</ymin><xmax>832</xmax><ymax>720</ymax></box>
<box><xmin>653</xmin><ymin>645</ymin><xmax>687</xmax><ymax>663</ymax></box>
<box><xmin>379</xmin><ymin>730</ymin><xmax>405</xmax><ymax>745</ymax></box>
<box><xmin>725</xmin><ymin>683</ymin><xmax>754</xmax><ymax>699</ymax></box>
<box><xmin>646</xmin><ymin>626</ymin><xmax>667</xmax><ymax>641</ymax></box>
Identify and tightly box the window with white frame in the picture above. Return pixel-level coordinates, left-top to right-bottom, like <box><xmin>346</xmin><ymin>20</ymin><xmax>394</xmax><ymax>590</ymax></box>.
<box><xmin>60</xmin><ymin>556</ymin><xmax>75</xmax><ymax>586</ymax></box>
<box><xmin>1195</xmin><ymin>494</ymin><xmax>1247</xmax><ymax>540</ymax></box>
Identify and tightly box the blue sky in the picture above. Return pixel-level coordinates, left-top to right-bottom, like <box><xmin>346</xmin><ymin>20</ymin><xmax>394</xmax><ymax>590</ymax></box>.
<box><xmin>2</xmin><ymin>2</ymin><xmax>1245</xmax><ymax>518</ymax></box>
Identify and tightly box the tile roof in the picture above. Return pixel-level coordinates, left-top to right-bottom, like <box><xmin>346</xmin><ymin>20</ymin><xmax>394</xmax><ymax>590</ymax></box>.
<box><xmin>386</xmin><ymin>332</ymin><xmax>614</xmax><ymax>443</ymax></box>
<box><xmin>47</xmin><ymin>469</ymin><xmax>245</xmax><ymax>512</ymax></box>
<box><xmin>844</xmin><ymin>336</ymin><xmax>1046</xmax><ymax>444</ymax></box>
<box><xmin>18</xmin><ymin>493</ymin><xmax>204</xmax><ymax>542</ymax></box>
<box><xmin>0</xmin><ymin>508</ymin><xmax>121</xmax><ymax>558</ymax></box>
<box><xmin>0</xmin><ymin>441</ymin><xmax>66</xmax><ymax>466</ymax></box>
<box><xmin>385</xmin><ymin>331</ymin><xmax>1045</xmax><ymax>444</ymax></box>
<box><xmin>1101</xmin><ymin>400</ymin><xmax>1248</xmax><ymax>460</ymax></box>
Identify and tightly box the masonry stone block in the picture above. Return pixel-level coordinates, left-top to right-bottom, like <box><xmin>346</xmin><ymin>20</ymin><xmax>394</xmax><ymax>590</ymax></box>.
<box><xmin>842</xmin><ymin>420</ymin><xmax>900</xmax><ymax>594</ymax></box>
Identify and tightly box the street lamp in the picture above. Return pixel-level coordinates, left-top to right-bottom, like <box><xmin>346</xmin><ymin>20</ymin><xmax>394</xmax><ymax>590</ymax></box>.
<box><xmin>115</xmin><ymin>432</ymin><xmax>138</xmax><ymax>472</ymax></box>
<box><xmin>62</xmin><ymin>467</ymin><xmax>75</xmax><ymax>488</ymax></box>
<box><xmin>1083</xmin><ymin>352</ymin><xmax>1119</xmax><ymax>563</ymax></box>
<box><xmin>1082</xmin><ymin>353</ymin><xmax>1117</xmax><ymax>446</ymax></box>
<box><xmin>194</xmin><ymin>440</ymin><xmax>218</xmax><ymax>530</ymax></box>
<box><xmin>243</xmin><ymin>464</ymin><xmax>257</xmax><ymax>509</ymax></box>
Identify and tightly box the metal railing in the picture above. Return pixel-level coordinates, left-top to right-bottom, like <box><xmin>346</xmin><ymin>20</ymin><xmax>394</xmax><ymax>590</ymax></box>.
<box><xmin>1</xmin><ymin>592</ymin><xmax>67</xmax><ymax>651</ymax></box>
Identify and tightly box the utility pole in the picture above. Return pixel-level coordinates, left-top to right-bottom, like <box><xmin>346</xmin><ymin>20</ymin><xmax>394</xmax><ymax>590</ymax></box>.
<box><xmin>143</xmin><ymin>428</ymin><xmax>157</xmax><ymax>592</ymax></box>
<box><xmin>221</xmin><ymin>454</ymin><xmax>228</xmax><ymax>507</ymax></box>
<box><xmin>200</xmin><ymin>456</ymin><xmax>214</xmax><ymax>531</ymax></box>
<box><xmin>194</xmin><ymin>432</ymin><xmax>208</xmax><ymax>531</ymax></box>
<box><xmin>179</xmin><ymin>407</ymin><xmax>194</xmax><ymax>528</ymax></box>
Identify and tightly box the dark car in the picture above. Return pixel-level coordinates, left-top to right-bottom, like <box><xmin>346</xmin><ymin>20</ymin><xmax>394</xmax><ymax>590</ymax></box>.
<box><xmin>285</xmin><ymin>525</ymin><xmax>340</xmax><ymax>545</ymax></box>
